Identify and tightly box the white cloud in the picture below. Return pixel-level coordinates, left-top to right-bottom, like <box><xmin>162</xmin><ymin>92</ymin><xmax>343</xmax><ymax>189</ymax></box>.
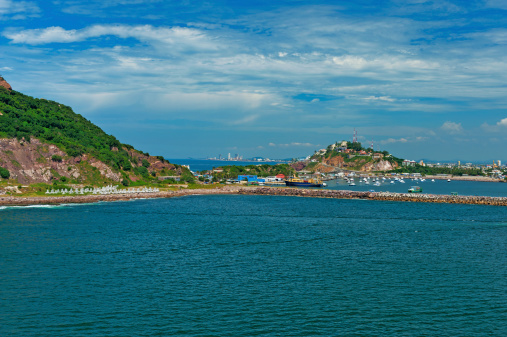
<box><xmin>363</xmin><ymin>96</ymin><xmax>396</xmax><ymax>102</ymax></box>
<box><xmin>380</xmin><ymin>136</ymin><xmax>428</xmax><ymax>145</ymax></box>
<box><xmin>481</xmin><ymin>117</ymin><xmax>507</xmax><ymax>132</ymax></box>
<box><xmin>3</xmin><ymin>24</ymin><xmax>219</xmax><ymax>51</ymax></box>
<box><xmin>0</xmin><ymin>0</ymin><xmax>39</xmax><ymax>19</ymax></box>
<box><xmin>440</xmin><ymin>121</ymin><xmax>463</xmax><ymax>134</ymax></box>
<box><xmin>381</xmin><ymin>137</ymin><xmax>409</xmax><ymax>144</ymax></box>
<box><xmin>497</xmin><ymin>117</ymin><xmax>507</xmax><ymax>127</ymax></box>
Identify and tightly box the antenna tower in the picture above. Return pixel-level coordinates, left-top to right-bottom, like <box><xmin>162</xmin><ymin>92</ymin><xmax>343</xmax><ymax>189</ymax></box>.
<box><xmin>353</xmin><ymin>128</ymin><xmax>357</xmax><ymax>143</ymax></box>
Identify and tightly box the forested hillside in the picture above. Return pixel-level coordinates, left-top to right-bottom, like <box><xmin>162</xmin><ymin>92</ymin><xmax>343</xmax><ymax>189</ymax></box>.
<box><xmin>0</xmin><ymin>85</ymin><xmax>190</xmax><ymax>185</ymax></box>
<box><xmin>0</xmin><ymin>88</ymin><xmax>138</xmax><ymax>170</ymax></box>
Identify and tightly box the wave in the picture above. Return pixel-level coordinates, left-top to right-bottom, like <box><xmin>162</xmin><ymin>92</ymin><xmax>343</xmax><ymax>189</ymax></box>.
<box><xmin>0</xmin><ymin>203</ymin><xmax>98</xmax><ymax>211</ymax></box>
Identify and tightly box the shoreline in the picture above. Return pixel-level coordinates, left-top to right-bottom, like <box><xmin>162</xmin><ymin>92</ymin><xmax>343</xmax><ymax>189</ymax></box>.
<box><xmin>1</xmin><ymin>185</ymin><xmax>506</xmax><ymax>207</ymax></box>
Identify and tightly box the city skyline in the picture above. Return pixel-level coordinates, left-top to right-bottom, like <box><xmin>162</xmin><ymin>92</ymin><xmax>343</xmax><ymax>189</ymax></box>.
<box><xmin>1</xmin><ymin>1</ymin><xmax>506</xmax><ymax>161</ymax></box>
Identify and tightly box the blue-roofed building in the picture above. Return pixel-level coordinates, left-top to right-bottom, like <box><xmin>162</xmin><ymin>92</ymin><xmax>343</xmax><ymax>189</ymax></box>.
<box><xmin>238</xmin><ymin>175</ymin><xmax>258</xmax><ymax>182</ymax></box>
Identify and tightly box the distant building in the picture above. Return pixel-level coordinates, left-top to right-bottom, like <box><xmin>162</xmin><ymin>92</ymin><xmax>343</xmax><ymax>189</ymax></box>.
<box><xmin>238</xmin><ymin>175</ymin><xmax>258</xmax><ymax>182</ymax></box>
<box><xmin>372</xmin><ymin>153</ymin><xmax>384</xmax><ymax>160</ymax></box>
<box><xmin>402</xmin><ymin>160</ymin><xmax>416</xmax><ymax>166</ymax></box>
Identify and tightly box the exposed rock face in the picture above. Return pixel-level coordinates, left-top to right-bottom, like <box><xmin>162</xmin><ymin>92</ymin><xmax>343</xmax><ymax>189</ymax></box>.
<box><xmin>0</xmin><ymin>138</ymin><xmax>121</xmax><ymax>184</ymax></box>
<box><xmin>125</xmin><ymin>148</ymin><xmax>186</xmax><ymax>174</ymax></box>
<box><xmin>323</xmin><ymin>156</ymin><xmax>345</xmax><ymax>167</ymax></box>
<box><xmin>321</xmin><ymin>156</ymin><xmax>397</xmax><ymax>172</ymax></box>
<box><xmin>0</xmin><ymin>137</ymin><xmax>186</xmax><ymax>184</ymax></box>
<box><xmin>0</xmin><ymin>76</ymin><xmax>12</xmax><ymax>91</ymax></box>
<box><xmin>361</xmin><ymin>160</ymin><xmax>396</xmax><ymax>172</ymax></box>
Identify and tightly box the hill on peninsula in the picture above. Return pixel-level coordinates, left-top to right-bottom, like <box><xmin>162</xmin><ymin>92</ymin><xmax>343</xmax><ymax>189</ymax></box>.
<box><xmin>294</xmin><ymin>141</ymin><xmax>402</xmax><ymax>173</ymax></box>
<box><xmin>0</xmin><ymin>77</ymin><xmax>190</xmax><ymax>185</ymax></box>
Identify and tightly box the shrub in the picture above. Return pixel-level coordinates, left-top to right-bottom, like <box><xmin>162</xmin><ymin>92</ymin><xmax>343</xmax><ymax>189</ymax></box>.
<box><xmin>51</xmin><ymin>155</ymin><xmax>63</xmax><ymax>162</ymax></box>
<box><xmin>121</xmin><ymin>179</ymin><xmax>130</xmax><ymax>186</ymax></box>
<box><xmin>0</xmin><ymin>167</ymin><xmax>10</xmax><ymax>179</ymax></box>
<box><xmin>142</xmin><ymin>159</ymin><xmax>150</xmax><ymax>168</ymax></box>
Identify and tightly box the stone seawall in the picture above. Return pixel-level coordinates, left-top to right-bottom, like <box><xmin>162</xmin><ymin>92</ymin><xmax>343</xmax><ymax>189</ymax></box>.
<box><xmin>1</xmin><ymin>186</ymin><xmax>506</xmax><ymax>207</ymax></box>
<box><xmin>237</xmin><ymin>187</ymin><xmax>507</xmax><ymax>206</ymax></box>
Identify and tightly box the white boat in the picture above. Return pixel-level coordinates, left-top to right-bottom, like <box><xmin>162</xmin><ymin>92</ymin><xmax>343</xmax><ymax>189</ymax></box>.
<box><xmin>447</xmin><ymin>179</ymin><xmax>451</xmax><ymax>182</ymax></box>
<box><xmin>349</xmin><ymin>182</ymin><xmax>356</xmax><ymax>186</ymax></box>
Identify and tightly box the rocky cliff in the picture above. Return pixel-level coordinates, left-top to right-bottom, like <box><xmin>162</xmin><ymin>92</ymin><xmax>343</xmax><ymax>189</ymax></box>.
<box><xmin>0</xmin><ymin>76</ymin><xmax>12</xmax><ymax>91</ymax></box>
<box><xmin>0</xmin><ymin>137</ymin><xmax>185</xmax><ymax>184</ymax></box>
<box><xmin>361</xmin><ymin>160</ymin><xmax>397</xmax><ymax>172</ymax></box>
<box><xmin>320</xmin><ymin>156</ymin><xmax>396</xmax><ymax>172</ymax></box>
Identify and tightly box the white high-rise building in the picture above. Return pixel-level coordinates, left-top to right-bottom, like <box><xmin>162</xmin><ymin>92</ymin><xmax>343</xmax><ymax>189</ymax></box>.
<box><xmin>228</xmin><ymin>153</ymin><xmax>231</xmax><ymax>160</ymax></box>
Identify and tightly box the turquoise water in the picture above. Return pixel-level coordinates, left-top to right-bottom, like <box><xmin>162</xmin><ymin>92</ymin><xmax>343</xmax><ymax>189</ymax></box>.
<box><xmin>1</xmin><ymin>196</ymin><xmax>506</xmax><ymax>336</ymax></box>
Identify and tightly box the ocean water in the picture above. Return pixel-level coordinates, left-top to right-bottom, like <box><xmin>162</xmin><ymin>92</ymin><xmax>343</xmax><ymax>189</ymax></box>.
<box><xmin>1</xmin><ymin>196</ymin><xmax>506</xmax><ymax>336</ymax></box>
<box><xmin>167</xmin><ymin>159</ymin><xmax>285</xmax><ymax>172</ymax></box>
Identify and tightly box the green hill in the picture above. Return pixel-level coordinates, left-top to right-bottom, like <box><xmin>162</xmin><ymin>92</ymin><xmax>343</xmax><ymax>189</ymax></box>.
<box><xmin>0</xmin><ymin>82</ymin><xmax>191</xmax><ymax>187</ymax></box>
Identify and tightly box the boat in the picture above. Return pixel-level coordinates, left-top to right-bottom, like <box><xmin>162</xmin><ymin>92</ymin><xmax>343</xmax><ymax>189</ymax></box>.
<box><xmin>447</xmin><ymin>179</ymin><xmax>451</xmax><ymax>182</ymax></box>
<box><xmin>285</xmin><ymin>177</ymin><xmax>324</xmax><ymax>188</ymax></box>
<box><xmin>349</xmin><ymin>182</ymin><xmax>356</xmax><ymax>186</ymax></box>
<box><xmin>408</xmin><ymin>186</ymin><xmax>422</xmax><ymax>193</ymax></box>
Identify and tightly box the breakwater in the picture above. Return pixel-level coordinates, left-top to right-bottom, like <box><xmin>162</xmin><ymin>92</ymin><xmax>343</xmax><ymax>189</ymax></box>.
<box><xmin>1</xmin><ymin>186</ymin><xmax>506</xmax><ymax>207</ymax></box>
<box><xmin>238</xmin><ymin>187</ymin><xmax>507</xmax><ymax>206</ymax></box>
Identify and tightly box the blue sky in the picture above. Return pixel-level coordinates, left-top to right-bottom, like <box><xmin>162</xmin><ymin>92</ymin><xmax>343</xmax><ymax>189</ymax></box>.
<box><xmin>1</xmin><ymin>0</ymin><xmax>507</xmax><ymax>161</ymax></box>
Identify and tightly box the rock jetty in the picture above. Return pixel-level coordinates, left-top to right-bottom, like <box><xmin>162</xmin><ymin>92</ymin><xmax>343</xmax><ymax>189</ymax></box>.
<box><xmin>0</xmin><ymin>186</ymin><xmax>506</xmax><ymax>207</ymax></box>
<box><xmin>237</xmin><ymin>187</ymin><xmax>507</xmax><ymax>206</ymax></box>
